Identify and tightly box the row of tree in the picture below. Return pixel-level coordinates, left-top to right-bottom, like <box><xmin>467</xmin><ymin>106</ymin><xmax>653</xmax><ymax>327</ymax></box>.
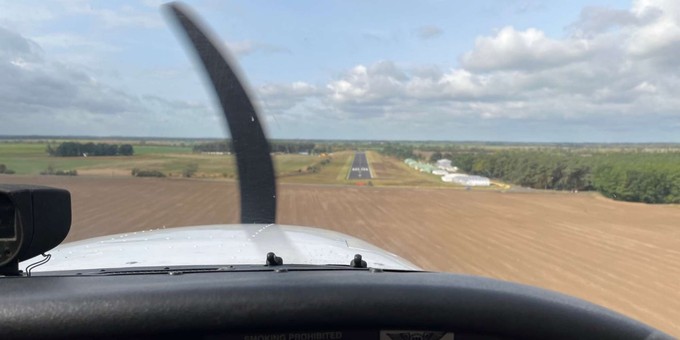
<box><xmin>131</xmin><ymin>168</ymin><xmax>165</xmax><ymax>177</ymax></box>
<box><xmin>40</xmin><ymin>165</ymin><xmax>77</xmax><ymax>176</ymax></box>
<box><xmin>429</xmin><ymin>151</ymin><xmax>454</xmax><ymax>163</ymax></box>
<box><xmin>192</xmin><ymin>140</ymin><xmax>317</xmax><ymax>154</ymax></box>
<box><xmin>589</xmin><ymin>156</ymin><xmax>680</xmax><ymax>204</ymax></box>
<box><xmin>192</xmin><ymin>141</ymin><xmax>232</xmax><ymax>153</ymax></box>
<box><xmin>380</xmin><ymin>143</ymin><xmax>680</xmax><ymax>204</ymax></box>
<box><xmin>271</xmin><ymin>142</ymin><xmax>315</xmax><ymax>154</ymax></box>
<box><xmin>452</xmin><ymin>151</ymin><xmax>593</xmax><ymax>191</ymax></box>
<box><xmin>381</xmin><ymin>144</ymin><xmax>417</xmax><ymax>160</ymax></box>
<box><xmin>0</xmin><ymin>164</ymin><xmax>15</xmax><ymax>174</ymax></box>
<box><xmin>456</xmin><ymin>151</ymin><xmax>680</xmax><ymax>203</ymax></box>
<box><xmin>303</xmin><ymin>157</ymin><xmax>332</xmax><ymax>174</ymax></box>
<box><xmin>47</xmin><ymin>142</ymin><xmax>134</xmax><ymax>157</ymax></box>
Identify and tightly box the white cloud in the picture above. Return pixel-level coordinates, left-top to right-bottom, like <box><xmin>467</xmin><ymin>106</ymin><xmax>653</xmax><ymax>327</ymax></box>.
<box><xmin>569</xmin><ymin>7</ymin><xmax>638</xmax><ymax>36</ymax></box>
<box><xmin>515</xmin><ymin>0</ymin><xmax>544</xmax><ymax>14</ymax></box>
<box><xmin>58</xmin><ymin>1</ymin><xmax>163</xmax><ymax>29</ymax></box>
<box><xmin>627</xmin><ymin>0</ymin><xmax>680</xmax><ymax>60</ymax></box>
<box><xmin>258</xmin><ymin>82</ymin><xmax>321</xmax><ymax>111</ymax></box>
<box><xmin>29</xmin><ymin>32</ymin><xmax>122</xmax><ymax>67</ymax></box>
<box><xmin>326</xmin><ymin>62</ymin><xmax>415</xmax><ymax>108</ymax></box>
<box><xmin>0</xmin><ymin>2</ymin><xmax>56</xmax><ymax>31</ymax></box>
<box><xmin>226</xmin><ymin>40</ymin><xmax>290</xmax><ymax>57</ymax></box>
<box><xmin>633</xmin><ymin>81</ymin><xmax>657</xmax><ymax>94</ymax></box>
<box><xmin>461</xmin><ymin>26</ymin><xmax>592</xmax><ymax>72</ymax></box>
<box><xmin>416</xmin><ymin>25</ymin><xmax>443</xmax><ymax>40</ymax></box>
<box><xmin>0</xmin><ymin>26</ymin><xmax>216</xmax><ymax>137</ymax></box>
<box><xmin>4</xmin><ymin>0</ymin><xmax>680</xmax><ymax>141</ymax></box>
<box><xmin>32</xmin><ymin>32</ymin><xmax>118</xmax><ymax>51</ymax></box>
<box><xmin>0</xmin><ymin>1</ymin><xmax>163</xmax><ymax>30</ymax></box>
<box><xmin>255</xmin><ymin>0</ymin><xmax>680</xmax><ymax>140</ymax></box>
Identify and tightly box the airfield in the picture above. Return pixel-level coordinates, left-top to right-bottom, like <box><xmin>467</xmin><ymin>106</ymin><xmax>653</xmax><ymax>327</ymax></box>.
<box><xmin>1</xmin><ymin>174</ymin><xmax>678</xmax><ymax>336</ymax></box>
<box><xmin>347</xmin><ymin>152</ymin><xmax>372</xmax><ymax>179</ymax></box>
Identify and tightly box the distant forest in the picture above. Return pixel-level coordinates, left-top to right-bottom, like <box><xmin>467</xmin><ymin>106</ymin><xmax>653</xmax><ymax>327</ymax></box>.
<box><xmin>192</xmin><ymin>140</ymin><xmax>332</xmax><ymax>154</ymax></box>
<box><xmin>47</xmin><ymin>142</ymin><xmax>134</xmax><ymax>157</ymax></box>
<box><xmin>380</xmin><ymin>144</ymin><xmax>680</xmax><ymax>204</ymax></box>
<box><xmin>192</xmin><ymin>141</ymin><xmax>232</xmax><ymax>153</ymax></box>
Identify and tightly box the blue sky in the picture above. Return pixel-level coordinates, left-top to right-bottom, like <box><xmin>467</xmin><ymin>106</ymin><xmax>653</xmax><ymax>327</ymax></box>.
<box><xmin>2</xmin><ymin>0</ymin><xmax>680</xmax><ymax>142</ymax></box>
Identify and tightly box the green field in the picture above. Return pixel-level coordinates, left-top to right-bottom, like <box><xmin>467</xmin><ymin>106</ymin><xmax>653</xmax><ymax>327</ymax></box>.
<box><xmin>277</xmin><ymin>150</ymin><xmax>494</xmax><ymax>189</ymax></box>
<box><xmin>0</xmin><ymin>142</ymin><xmax>322</xmax><ymax>179</ymax></box>
<box><xmin>362</xmin><ymin>151</ymin><xmax>492</xmax><ymax>188</ymax></box>
<box><xmin>133</xmin><ymin>145</ymin><xmax>193</xmax><ymax>155</ymax></box>
<box><xmin>276</xmin><ymin>151</ymin><xmax>354</xmax><ymax>185</ymax></box>
<box><xmin>0</xmin><ymin>140</ymin><xmax>503</xmax><ymax>189</ymax></box>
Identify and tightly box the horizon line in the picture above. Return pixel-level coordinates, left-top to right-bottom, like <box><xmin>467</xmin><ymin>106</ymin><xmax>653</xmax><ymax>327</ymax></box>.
<box><xmin>2</xmin><ymin>134</ymin><xmax>680</xmax><ymax>145</ymax></box>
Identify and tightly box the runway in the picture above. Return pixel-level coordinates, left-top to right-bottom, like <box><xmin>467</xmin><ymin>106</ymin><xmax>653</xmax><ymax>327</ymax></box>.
<box><xmin>347</xmin><ymin>152</ymin><xmax>372</xmax><ymax>179</ymax></box>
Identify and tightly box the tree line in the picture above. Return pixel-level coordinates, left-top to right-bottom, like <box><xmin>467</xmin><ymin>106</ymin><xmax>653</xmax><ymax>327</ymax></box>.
<box><xmin>454</xmin><ymin>150</ymin><xmax>680</xmax><ymax>203</ymax></box>
<box><xmin>47</xmin><ymin>142</ymin><xmax>134</xmax><ymax>157</ymax></box>
<box><xmin>0</xmin><ymin>164</ymin><xmax>15</xmax><ymax>174</ymax></box>
<box><xmin>379</xmin><ymin>143</ymin><xmax>680</xmax><ymax>204</ymax></box>
<box><xmin>271</xmin><ymin>142</ymin><xmax>315</xmax><ymax>154</ymax></box>
<box><xmin>381</xmin><ymin>144</ymin><xmax>417</xmax><ymax>160</ymax></box>
<box><xmin>193</xmin><ymin>141</ymin><xmax>232</xmax><ymax>153</ymax></box>
<box><xmin>192</xmin><ymin>140</ymin><xmax>317</xmax><ymax>154</ymax></box>
<box><xmin>131</xmin><ymin>168</ymin><xmax>165</xmax><ymax>178</ymax></box>
<box><xmin>40</xmin><ymin>165</ymin><xmax>77</xmax><ymax>176</ymax></box>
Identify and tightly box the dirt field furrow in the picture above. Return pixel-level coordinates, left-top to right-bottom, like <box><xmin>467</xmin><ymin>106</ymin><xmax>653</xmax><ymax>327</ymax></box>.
<box><xmin>1</xmin><ymin>175</ymin><xmax>678</xmax><ymax>336</ymax></box>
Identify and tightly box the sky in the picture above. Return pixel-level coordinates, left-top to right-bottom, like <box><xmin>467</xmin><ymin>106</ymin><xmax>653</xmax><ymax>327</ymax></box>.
<box><xmin>1</xmin><ymin>0</ymin><xmax>680</xmax><ymax>142</ymax></box>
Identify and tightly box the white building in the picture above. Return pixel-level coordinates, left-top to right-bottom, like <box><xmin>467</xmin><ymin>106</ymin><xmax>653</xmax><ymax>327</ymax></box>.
<box><xmin>461</xmin><ymin>175</ymin><xmax>491</xmax><ymax>186</ymax></box>
<box><xmin>436</xmin><ymin>159</ymin><xmax>452</xmax><ymax>169</ymax></box>
<box><xmin>441</xmin><ymin>173</ymin><xmax>465</xmax><ymax>182</ymax></box>
<box><xmin>441</xmin><ymin>174</ymin><xmax>490</xmax><ymax>186</ymax></box>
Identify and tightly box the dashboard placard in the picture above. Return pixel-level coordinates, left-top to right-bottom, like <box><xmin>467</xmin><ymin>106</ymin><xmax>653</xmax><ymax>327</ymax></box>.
<box><xmin>380</xmin><ymin>330</ymin><xmax>454</xmax><ymax>340</ymax></box>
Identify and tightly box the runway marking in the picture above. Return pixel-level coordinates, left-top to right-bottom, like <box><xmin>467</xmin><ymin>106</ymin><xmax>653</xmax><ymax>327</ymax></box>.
<box><xmin>347</xmin><ymin>152</ymin><xmax>372</xmax><ymax>180</ymax></box>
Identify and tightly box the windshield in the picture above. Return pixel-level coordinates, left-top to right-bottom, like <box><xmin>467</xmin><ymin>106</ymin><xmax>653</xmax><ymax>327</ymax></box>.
<box><xmin>1</xmin><ymin>0</ymin><xmax>679</xmax><ymax>336</ymax></box>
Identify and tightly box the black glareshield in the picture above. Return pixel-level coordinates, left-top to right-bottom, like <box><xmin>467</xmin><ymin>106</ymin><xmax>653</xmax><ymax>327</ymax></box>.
<box><xmin>0</xmin><ymin>185</ymin><xmax>71</xmax><ymax>270</ymax></box>
<box><xmin>164</xmin><ymin>3</ymin><xmax>277</xmax><ymax>224</ymax></box>
<box><xmin>0</xmin><ymin>195</ymin><xmax>16</xmax><ymax>239</ymax></box>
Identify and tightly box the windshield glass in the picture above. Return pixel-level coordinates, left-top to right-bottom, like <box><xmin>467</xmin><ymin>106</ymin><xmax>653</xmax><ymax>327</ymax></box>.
<box><xmin>1</xmin><ymin>0</ymin><xmax>679</xmax><ymax>336</ymax></box>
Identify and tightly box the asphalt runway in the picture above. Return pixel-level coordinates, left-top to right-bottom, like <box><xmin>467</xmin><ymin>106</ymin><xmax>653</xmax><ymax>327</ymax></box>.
<box><xmin>347</xmin><ymin>152</ymin><xmax>372</xmax><ymax>179</ymax></box>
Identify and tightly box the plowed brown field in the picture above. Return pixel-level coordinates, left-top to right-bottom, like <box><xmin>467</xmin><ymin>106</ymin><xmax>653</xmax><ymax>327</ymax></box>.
<box><xmin>2</xmin><ymin>175</ymin><xmax>679</xmax><ymax>336</ymax></box>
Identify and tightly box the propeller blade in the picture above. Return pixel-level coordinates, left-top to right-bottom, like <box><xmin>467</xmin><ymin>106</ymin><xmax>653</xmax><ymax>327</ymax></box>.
<box><xmin>165</xmin><ymin>2</ymin><xmax>276</xmax><ymax>224</ymax></box>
